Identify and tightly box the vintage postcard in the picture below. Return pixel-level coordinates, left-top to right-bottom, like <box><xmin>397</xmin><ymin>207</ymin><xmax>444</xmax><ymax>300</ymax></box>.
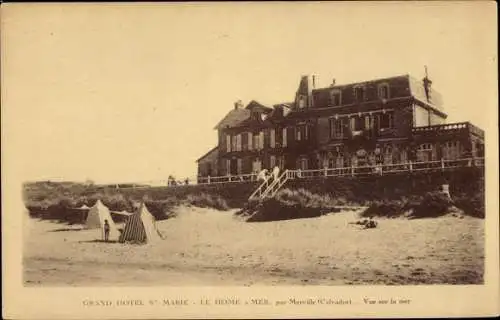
<box><xmin>2</xmin><ymin>2</ymin><xmax>499</xmax><ymax>319</ymax></box>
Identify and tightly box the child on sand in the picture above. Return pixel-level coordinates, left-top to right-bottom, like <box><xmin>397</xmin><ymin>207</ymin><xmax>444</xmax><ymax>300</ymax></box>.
<box><xmin>103</xmin><ymin>219</ymin><xmax>110</xmax><ymax>242</ymax></box>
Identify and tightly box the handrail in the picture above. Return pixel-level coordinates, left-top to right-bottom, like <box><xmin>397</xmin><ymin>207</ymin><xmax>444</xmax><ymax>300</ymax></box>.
<box><xmin>248</xmin><ymin>176</ymin><xmax>273</xmax><ymax>200</ymax></box>
<box><xmin>260</xmin><ymin>169</ymin><xmax>289</xmax><ymax>199</ymax></box>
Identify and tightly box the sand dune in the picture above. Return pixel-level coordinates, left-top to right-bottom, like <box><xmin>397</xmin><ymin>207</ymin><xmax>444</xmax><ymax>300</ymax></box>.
<box><xmin>23</xmin><ymin>206</ymin><xmax>484</xmax><ymax>286</ymax></box>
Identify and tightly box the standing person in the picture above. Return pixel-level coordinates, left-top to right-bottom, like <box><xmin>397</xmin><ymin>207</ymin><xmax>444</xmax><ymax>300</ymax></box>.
<box><xmin>257</xmin><ymin>169</ymin><xmax>268</xmax><ymax>183</ymax></box>
<box><xmin>103</xmin><ymin>219</ymin><xmax>110</xmax><ymax>242</ymax></box>
<box><xmin>272</xmin><ymin>165</ymin><xmax>280</xmax><ymax>182</ymax></box>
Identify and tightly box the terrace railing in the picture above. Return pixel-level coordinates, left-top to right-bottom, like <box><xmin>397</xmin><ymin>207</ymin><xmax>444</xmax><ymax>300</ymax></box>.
<box><xmin>196</xmin><ymin>173</ymin><xmax>257</xmax><ymax>185</ymax></box>
<box><xmin>109</xmin><ymin>157</ymin><xmax>484</xmax><ymax>191</ymax></box>
<box><xmin>412</xmin><ymin>122</ymin><xmax>469</xmax><ymax>133</ymax></box>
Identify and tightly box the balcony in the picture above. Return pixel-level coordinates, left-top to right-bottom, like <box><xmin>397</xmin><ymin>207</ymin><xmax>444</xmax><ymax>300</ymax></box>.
<box><xmin>412</xmin><ymin>122</ymin><xmax>484</xmax><ymax>139</ymax></box>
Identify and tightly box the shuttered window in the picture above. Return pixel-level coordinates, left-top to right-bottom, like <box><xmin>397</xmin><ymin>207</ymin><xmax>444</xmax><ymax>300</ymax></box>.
<box><xmin>226</xmin><ymin>134</ymin><xmax>231</xmax><ymax>152</ymax></box>
<box><xmin>282</xmin><ymin>128</ymin><xmax>287</xmax><ymax>147</ymax></box>
<box><xmin>248</xmin><ymin>132</ymin><xmax>253</xmax><ymax>150</ymax></box>
<box><xmin>270</xmin><ymin>129</ymin><xmax>276</xmax><ymax>148</ymax></box>
<box><xmin>236</xmin><ymin>134</ymin><xmax>242</xmax><ymax>151</ymax></box>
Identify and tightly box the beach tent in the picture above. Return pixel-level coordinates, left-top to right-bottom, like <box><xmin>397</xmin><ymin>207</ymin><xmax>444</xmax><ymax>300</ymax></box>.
<box><xmin>119</xmin><ymin>203</ymin><xmax>163</xmax><ymax>244</ymax></box>
<box><xmin>85</xmin><ymin>200</ymin><xmax>120</xmax><ymax>241</ymax></box>
<box><xmin>78</xmin><ymin>204</ymin><xmax>90</xmax><ymax>210</ymax></box>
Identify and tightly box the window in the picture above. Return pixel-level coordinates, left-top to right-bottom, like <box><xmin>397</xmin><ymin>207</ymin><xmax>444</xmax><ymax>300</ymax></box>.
<box><xmin>330</xmin><ymin>89</ymin><xmax>342</xmax><ymax>107</ymax></box>
<box><xmin>247</xmin><ymin>132</ymin><xmax>253</xmax><ymax>150</ymax></box>
<box><xmin>350</xmin><ymin>117</ymin><xmax>364</xmax><ymax>132</ymax></box>
<box><xmin>379</xmin><ymin>112</ymin><xmax>393</xmax><ymax>130</ymax></box>
<box><xmin>236</xmin><ymin>134</ymin><xmax>242</xmax><ymax>152</ymax></box>
<box><xmin>226</xmin><ymin>134</ymin><xmax>231</xmax><ymax>152</ymax></box>
<box><xmin>327</xmin><ymin>152</ymin><xmax>335</xmax><ymax>168</ymax></box>
<box><xmin>231</xmin><ymin>135</ymin><xmax>237</xmax><ymax>151</ymax></box>
<box><xmin>417</xmin><ymin>143</ymin><xmax>435</xmax><ymax>162</ymax></box>
<box><xmin>237</xmin><ymin>158</ymin><xmax>242</xmax><ymax>174</ymax></box>
<box><xmin>253</xmin><ymin>134</ymin><xmax>259</xmax><ymax>150</ymax></box>
<box><xmin>270</xmin><ymin>129</ymin><xmax>276</xmax><ymax>148</ymax></box>
<box><xmin>277</xmin><ymin>156</ymin><xmax>285</xmax><ymax>169</ymax></box>
<box><xmin>298</xmin><ymin>157</ymin><xmax>308</xmax><ymax>170</ymax></box>
<box><xmin>442</xmin><ymin>141</ymin><xmax>461</xmax><ymax>160</ymax></box>
<box><xmin>226</xmin><ymin>159</ymin><xmax>231</xmax><ymax>175</ymax></box>
<box><xmin>364</xmin><ymin>115</ymin><xmax>372</xmax><ymax>130</ymax></box>
<box><xmin>383</xmin><ymin>145</ymin><xmax>393</xmax><ymax>165</ymax></box>
<box><xmin>378</xmin><ymin>84</ymin><xmax>390</xmax><ymax>99</ymax></box>
<box><xmin>354</xmin><ymin>86</ymin><xmax>365</xmax><ymax>101</ymax></box>
<box><xmin>282</xmin><ymin>127</ymin><xmax>288</xmax><ymax>147</ymax></box>
<box><xmin>330</xmin><ymin>118</ymin><xmax>344</xmax><ymax>139</ymax></box>
<box><xmin>476</xmin><ymin>142</ymin><xmax>484</xmax><ymax>157</ymax></box>
<box><xmin>252</xmin><ymin>158</ymin><xmax>262</xmax><ymax>173</ymax></box>
<box><xmin>296</xmin><ymin>124</ymin><xmax>309</xmax><ymax>141</ymax></box>
<box><xmin>298</xmin><ymin>95</ymin><xmax>307</xmax><ymax>109</ymax></box>
<box><xmin>336</xmin><ymin>154</ymin><xmax>344</xmax><ymax>168</ymax></box>
<box><xmin>270</xmin><ymin>155</ymin><xmax>276</xmax><ymax>168</ymax></box>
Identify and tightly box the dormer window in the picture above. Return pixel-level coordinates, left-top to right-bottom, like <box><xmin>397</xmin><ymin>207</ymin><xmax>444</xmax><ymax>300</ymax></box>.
<box><xmin>329</xmin><ymin>89</ymin><xmax>342</xmax><ymax>107</ymax></box>
<box><xmin>299</xmin><ymin>96</ymin><xmax>307</xmax><ymax>109</ymax></box>
<box><xmin>354</xmin><ymin>86</ymin><xmax>366</xmax><ymax>102</ymax></box>
<box><xmin>378</xmin><ymin>83</ymin><xmax>390</xmax><ymax>99</ymax></box>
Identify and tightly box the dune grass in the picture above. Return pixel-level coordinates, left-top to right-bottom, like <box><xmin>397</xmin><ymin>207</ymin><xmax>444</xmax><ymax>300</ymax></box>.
<box><xmin>24</xmin><ymin>182</ymin><xmax>230</xmax><ymax>223</ymax></box>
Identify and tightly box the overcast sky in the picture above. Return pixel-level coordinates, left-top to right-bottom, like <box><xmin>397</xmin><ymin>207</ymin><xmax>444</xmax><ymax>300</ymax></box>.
<box><xmin>3</xmin><ymin>2</ymin><xmax>497</xmax><ymax>184</ymax></box>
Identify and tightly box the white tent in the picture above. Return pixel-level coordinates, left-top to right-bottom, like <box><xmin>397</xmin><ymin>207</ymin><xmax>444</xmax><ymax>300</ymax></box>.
<box><xmin>85</xmin><ymin>200</ymin><xmax>120</xmax><ymax>241</ymax></box>
<box><xmin>119</xmin><ymin>203</ymin><xmax>163</xmax><ymax>244</ymax></box>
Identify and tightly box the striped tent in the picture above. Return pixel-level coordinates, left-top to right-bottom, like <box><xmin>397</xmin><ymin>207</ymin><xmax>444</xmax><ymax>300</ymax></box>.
<box><xmin>118</xmin><ymin>203</ymin><xmax>163</xmax><ymax>244</ymax></box>
<box><xmin>85</xmin><ymin>200</ymin><xmax>120</xmax><ymax>241</ymax></box>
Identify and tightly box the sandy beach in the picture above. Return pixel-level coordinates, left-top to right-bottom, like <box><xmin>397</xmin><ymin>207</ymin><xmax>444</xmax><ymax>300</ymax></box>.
<box><xmin>23</xmin><ymin>206</ymin><xmax>484</xmax><ymax>286</ymax></box>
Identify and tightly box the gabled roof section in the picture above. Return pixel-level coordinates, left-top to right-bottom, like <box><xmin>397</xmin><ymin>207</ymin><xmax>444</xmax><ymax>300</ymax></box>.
<box><xmin>196</xmin><ymin>146</ymin><xmax>218</xmax><ymax>163</ymax></box>
<box><xmin>311</xmin><ymin>74</ymin><xmax>410</xmax><ymax>93</ymax></box>
<box><xmin>214</xmin><ymin>108</ymin><xmax>251</xmax><ymax>130</ymax></box>
<box><xmin>408</xmin><ymin>75</ymin><xmax>444</xmax><ymax>113</ymax></box>
<box><xmin>245</xmin><ymin>100</ymin><xmax>273</xmax><ymax>113</ymax></box>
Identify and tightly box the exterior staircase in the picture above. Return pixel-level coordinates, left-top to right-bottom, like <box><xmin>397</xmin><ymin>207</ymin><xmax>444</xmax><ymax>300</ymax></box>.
<box><xmin>248</xmin><ymin>170</ymin><xmax>290</xmax><ymax>201</ymax></box>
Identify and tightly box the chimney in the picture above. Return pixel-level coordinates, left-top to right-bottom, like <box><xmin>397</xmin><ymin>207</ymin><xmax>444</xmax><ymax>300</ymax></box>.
<box><xmin>312</xmin><ymin>75</ymin><xmax>316</xmax><ymax>89</ymax></box>
<box><xmin>422</xmin><ymin>66</ymin><xmax>433</xmax><ymax>102</ymax></box>
<box><xmin>234</xmin><ymin>100</ymin><xmax>244</xmax><ymax>110</ymax></box>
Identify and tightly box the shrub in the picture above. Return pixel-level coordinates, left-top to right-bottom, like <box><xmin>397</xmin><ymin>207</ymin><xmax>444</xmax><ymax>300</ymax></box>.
<box><xmin>411</xmin><ymin>191</ymin><xmax>453</xmax><ymax>218</ymax></box>
<box><xmin>184</xmin><ymin>193</ymin><xmax>229</xmax><ymax>211</ymax></box>
<box><xmin>144</xmin><ymin>200</ymin><xmax>175</xmax><ymax>220</ymax></box>
<box><xmin>362</xmin><ymin>192</ymin><xmax>455</xmax><ymax>219</ymax></box>
<box><xmin>245</xmin><ymin>188</ymin><xmax>339</xmax><ymax>222</ymax></box>
<box><xmin>453</xmin><ymin>192</ymin><xmax>485</xmax><ymax>218</ymax></box>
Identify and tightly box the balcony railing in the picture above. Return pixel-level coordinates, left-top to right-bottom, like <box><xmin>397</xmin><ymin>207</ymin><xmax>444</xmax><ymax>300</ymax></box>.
<box><xmin>195</xmin><ymin>157</ymin><xmax>484</xmax><ymax>185</ymax></box>
<box><xmin>196</xmin><ymin>173</ymin><xmax>258</xmax><ymax>185</ymax></box>
<box><xmin>412</xmin><ymin>122</ymin><xmax>469</xmax><ymax>133</ymax></box>
<box><xmin>104</xmin><ymin>158</ymin><xmax>484</xmax><ymax>190</ymax></box>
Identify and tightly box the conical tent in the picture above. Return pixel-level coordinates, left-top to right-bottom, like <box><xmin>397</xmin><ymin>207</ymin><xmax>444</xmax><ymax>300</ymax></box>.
<box><xmin>119</xmin><ymin>203</ymin><xmax>162</xmax><ymax>244</ymax></box>
<box><xmin>85</xmin><ymin>200</ymin><xmax>120</xmax><ymax>241</ymax></box>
